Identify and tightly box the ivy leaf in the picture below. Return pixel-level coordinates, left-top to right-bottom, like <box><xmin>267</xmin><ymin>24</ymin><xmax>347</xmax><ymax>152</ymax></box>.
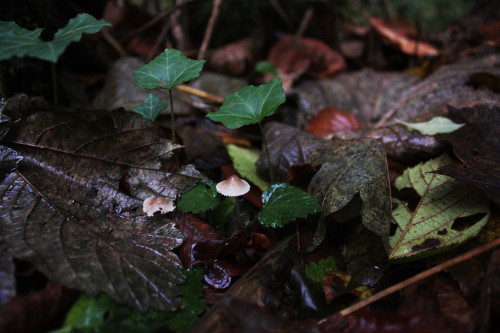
<box><xmin>396</xmin><ymin>116</ymin><xmax>465</xmax><ymax>135</ymax></box>
<box><xmin>177</xmin><ymin>180</ymin><xmax>220</xmax><ymax>213</ymax></box>
<box><xmin>225</xmin><ymin>143</ymin><xmax>270</xmax><ymax>191</ymax></box>
<box><xmin>305</xmin><ymin>256</ymin><xmax>338</xmax><ymax>283</ymax></box>
<box><xmin>131</xmin><ymin>94</ymin><xmax>168</xmax><ymax>121</ymax></box>
<box><xmin>0</xmin><ymin>13</ymin><xmax>111</xmax><ymax>62</ymax></box>
<box><xmin>389</xmin><ymin>154</ymin><xmax>490</xmax><ymax>260</ymax></box>
<box><xmin>258</xmin><ymin>183</ymin><xmax>320</xmax><ymax>228</ymax></box>
<box><xmin>133</xmin><ymin>49</ymin><xmax>205</xmax><ymax>90</ymax></box>
<box><xmin>57</xmin><ymin>267</ymin><xmax>204</xmax><ymax>333</ymax></box>
<box><xmin>206</xmin><ymin>78</ymin><xmax>285</xmax><ymax>129</ymax></box>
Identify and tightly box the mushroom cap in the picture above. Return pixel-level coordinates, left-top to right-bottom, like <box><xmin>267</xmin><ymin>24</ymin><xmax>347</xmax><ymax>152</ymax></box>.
<box><xmin>216</xmin><ymin>175</ymin><xmax>250</xmax><ymax>197</ymax></box>
<box><xmin>143</xmin><ymin>196</ymin><xmax>175</xmax><ymax>216</ymax></box>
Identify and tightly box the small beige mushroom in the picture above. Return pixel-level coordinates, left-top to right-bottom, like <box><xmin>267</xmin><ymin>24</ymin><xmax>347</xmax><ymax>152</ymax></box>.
<box><xmin>143</xmin><ymin>196</ymin><xmax>175</xmax><ymax>216</ymax></box>
<box><xmin>216</xmin><ymin>175</ymin><xmax>250</xmax><ymax>197</ymax></box>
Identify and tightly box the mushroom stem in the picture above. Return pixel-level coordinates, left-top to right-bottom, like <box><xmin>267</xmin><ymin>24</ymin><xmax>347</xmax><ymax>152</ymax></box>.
<box><xmin>258</xmin><ymin>122</ymin><xmax>274</xmax><ymax>183</ymax></box>
<box><xmin>235</xmin><ymin>198</ymin><xmax>242</xmax><ymax>228</ymax></box>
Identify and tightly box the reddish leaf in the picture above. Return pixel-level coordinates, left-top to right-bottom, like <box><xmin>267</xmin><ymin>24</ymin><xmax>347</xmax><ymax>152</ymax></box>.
<box><xmin>369</xmin><ymin>17</ymin><xmax>439</xmax><ymax>57</ymax></box>
<box><xmin>207</xmin><ymin>38</ymin><xmax>254</xmax><ymax>75</ymax></box>
<box><xmin>268</xmin><ymin>34</ymin><xmax>346</xmax><ymax>84</ymax></box>
<box><xmin>250</xmin><ymin>232</ymin><xmax>271</xmax><ymax>251</ymax></box>
<box><xmin>306</xmin><ymin>107</ymin><xmax>363</xmax><ymax>138</ymax></box>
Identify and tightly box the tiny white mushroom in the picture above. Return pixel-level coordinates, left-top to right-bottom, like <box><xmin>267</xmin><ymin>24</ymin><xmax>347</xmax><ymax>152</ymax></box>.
<box><xmin>216</xmin><ymin>175</ymin><xmax>250</xmax><ymax>197</ymax></box>
<box><xmin>143</xmin><ymin>196</ymin><xmax>175</xmax><ymax>216</ymax></box>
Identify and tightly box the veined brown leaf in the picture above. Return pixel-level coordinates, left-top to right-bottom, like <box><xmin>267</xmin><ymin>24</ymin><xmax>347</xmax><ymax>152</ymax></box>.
<box><xmin>389</xmin><ymin>155</ymin><xmax>490</xmax><ymax>260</ymax></box>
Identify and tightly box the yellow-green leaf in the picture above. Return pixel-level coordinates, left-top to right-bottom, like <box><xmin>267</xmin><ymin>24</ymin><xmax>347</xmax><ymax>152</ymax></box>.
<box><xmin>389</xmin><ymin>154</ymin><xmax>490</xmax><ymax>260</ymax></box>
<box><xmin>225</xmin><ymin>143</ymin><xmax>270</xmax><ymax>191</ymax></box>
<box><xmin>396</xmin><ymin>116</ymin><xmax>464</xmax><ymax>135</ymax></box>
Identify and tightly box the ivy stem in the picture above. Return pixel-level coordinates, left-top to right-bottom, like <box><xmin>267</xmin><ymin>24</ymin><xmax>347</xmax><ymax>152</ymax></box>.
<box><xmin>51</xmin><ymin>63</ymin><xmax>58</xmax><ymax>106</ymax></box>
<box><xmin>168</xmin><ymin>89</ymin><xmax>180</xmax><ymax>170</ymax></box>
<box><xmin>258</xmin><ymin>122</ymin><xmax>274</xmax><ymax>183</ymax></box>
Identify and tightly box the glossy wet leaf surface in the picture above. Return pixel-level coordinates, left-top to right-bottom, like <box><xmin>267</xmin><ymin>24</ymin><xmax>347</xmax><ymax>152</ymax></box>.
<box><xmin>436</xmin><ymin>104</ymin><xmax>500</xmax><ymax>206</ymax></box>
<box><xmin>258</xmin><ymin>183</ymin><xmax>320</xmax><ymax>228</ymax></box>
<box><xmin>206</xmin><ymin>78</ymin><xmax>285</xmax><ymax>129</ymax></box>
<box><xmin>0</xmin><ymin>107</ymin><xmax>203</xmax><ymax>311</ymax></box>
<box><xmin>389</xmin><ymin>155</ymin><xmax>490</xmax><ymax>260</ymax></box>
<box><xmin>133</xmin><ymin>49</ymin><xmax>205</xmax><ymax>90</ymax></box>
<box><xmin>0</xmin><ymin>13</ymin><xmax>111</xmax><ymax>62</ymax></box>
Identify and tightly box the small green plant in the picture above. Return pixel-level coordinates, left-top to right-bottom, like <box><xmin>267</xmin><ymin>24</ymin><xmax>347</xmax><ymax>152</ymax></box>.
<box><xmin>0</xmin><ymin>13</ymin><xmax>111</xmax><ymax>104</ymax></box>
<box><xmin>305</xmin><ymin>256</ymin><xmax>338</xmax><ymax>283</ymax></box>
<box><xmin>131</xmin><ymin>93</ymin><xmax>169</xmax><ymax>121</ymax></box>
<box><xmin>206</xmin><ymin>77</ymin><xmax>285</xmax><ymax>183</ymax></box>
<box><xmin>134</xmin><ymin>49</ymin><xmax>205</xmax><ymax>169</ymax></box>
<box><xmin>55</xmin><ymin>267</ymin><xmax>204</xmax><ymax>333</ymax></box>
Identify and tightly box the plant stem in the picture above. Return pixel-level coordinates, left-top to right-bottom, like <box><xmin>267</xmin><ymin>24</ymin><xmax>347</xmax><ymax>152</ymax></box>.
<box><xmin>234</xmin><ymin>198</ymin><xmax>242</xmax><ymax>228</ymax></box>
<box><xmin>258</xmin><ymin>122</ymin><xmax>274</xmax><ymax>183</ymax></box>
<box><xmin>168</xmin><ymin>89</ymin><xmax>180</xmax><ymax>170</ymax></box>
<box><xmin>51</xmin><ymin>63</ymin><xmax>58</xmax><ymax>106</ymax></box>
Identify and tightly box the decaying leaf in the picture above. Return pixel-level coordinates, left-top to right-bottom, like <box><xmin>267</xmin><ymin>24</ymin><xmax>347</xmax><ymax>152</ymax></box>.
<box><xmin>369</xmin><ymin>17</ymin><xmax>439</xmax><ymax>57</ymax></box>
<box><xmin>309</xmin><ymin>139</ymin><xmax>392</xmax><ymax>248</ymax></box>
<box><xmin>0</xmin><ymin>105</ymin><xmax>204</xmax><ymax>311</ymax></box>
<box><xmin>292</xmin><ymin>55</ymin><xmax>500</xmax><ymax>129</ymax></box>
<box><xmin>436</xmin><ymin>104</ymin><xmax>500</xmax><ymax>206</ymax></box>
<box><xmin>390</xmin><ymin>155</ymin><xmax>490</xmax><ymax>260</ymax></box>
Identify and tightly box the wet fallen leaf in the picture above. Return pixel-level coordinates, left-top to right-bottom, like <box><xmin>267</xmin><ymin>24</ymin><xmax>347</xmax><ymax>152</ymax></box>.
<box><xmin>207</xmin><ymin>38</ymin><xmax>254</xmax><ymax>75</ymax></box>
<box><xmin>269</xmin><ymin>34</ymin><xmax>346</xmax><ymax>79</ymax></box>
<box><xmin>292</xmin><ymin>55</ymin><xmax>500</xmax><ymax>129</ymax></box>
<box><xmin>390</xmin><ymin>155</ymin><xmax>490</xmax><ymax>260</ymax></box>
<box><xmin>306</xmin><ymin>107</ymin><xmax>363</xmax><ymax>138</ymax></box>
<box><xmin>436</xmin><ymin>104</ymin><xmax>500</xmax><ymax>206</ymax></box>
<box><xmin>0</xmin><ymin>105</ymin><xmax>204</xmax><ymax>311</ymax></box>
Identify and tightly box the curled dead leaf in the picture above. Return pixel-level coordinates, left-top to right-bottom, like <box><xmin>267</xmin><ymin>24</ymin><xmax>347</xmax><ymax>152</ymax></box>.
<box><xmin>370</xmin><ymin>17</ymin><xmax>439</xmax><ymax>57</ymax></box>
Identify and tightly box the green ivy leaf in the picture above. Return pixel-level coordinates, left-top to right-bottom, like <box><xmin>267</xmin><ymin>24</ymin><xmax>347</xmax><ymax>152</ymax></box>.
<box><xmin>258</xmin><ymin>183</ymin><xmax>321</xmax><ymax>228</ymax></box>
<box><xmin>131</xmin><ymin>94</ymin><xmax>168</xmax><ymax>121</ymax></box>
<box><xmin>206</xmin><ymin>78</ymin><xmax>285</xmax><ymax>129</ymax></box>
<box><xmin>305</xmin><ymin>256</ymin><xmax>338</xmax><ymax>283</ymax></box>
<box><xmin>56</xmin><ymin>267</ymin><xmax>204</xmax><ymax>333</ymax></box>
<box><xmin>177</xmin><ymin>180</ymin><xmax>220</xmax><ymax>213</ymax></box>
<box><xmin>396</xmin><ymin>116</ymin><xmax>465</xmax><ymax>135</ymax></box>
<box><xmin>0</xmin><ymin>13</ymin><xmax>111</xmax><ymax>62</ymax></box>
<box><xmin>389</xmin><ymin>154</ymin><xmax>490</xmax><ymax>260</ymax></box>
<box><xmin>133</xmin><ymin>49</ymin><xmax>205</xmax><ymax>90</ymax></box>
<box><xmin>255</xmin><ymin>61</ymin><xmax>278</xmax><ymax>74</ymax></box>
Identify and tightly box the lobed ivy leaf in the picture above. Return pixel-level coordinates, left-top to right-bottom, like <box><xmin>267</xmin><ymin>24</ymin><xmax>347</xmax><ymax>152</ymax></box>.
<box><xmin>177</xmin><ymin>180</ymin><xmax>221</xmax><ymax>213</ymax></box>
<box><xmin>389</xmin><ymin>154</ymin><xmax>490</xmax><ymax>260</ymax></box>
<box><xmin>305</xmin><ymin>256</ymin><xmax>338</xmax><ymax>283</ymax></box>
<box><xmin>131</xmin><ymin>93</ymin><xmax>168</xmax><ymax>121</ymax></box>
<box><xmin>396</xmin><ymin>116</ymin><xmax>465</xmax><ymax>136</ymax></box>
<box><xmin>57</xmin><ymin>267</ymin><xmax>204</xmax><ymax>333</ymax></box>
<box><xmin>258</xmin><ymin>183</ymin><xmax>321</xmax><ymax>228</ymax></box>
<box><xmin>206</xmin><ymin>78</ymin><xmax>285</xmax><ymax>129</ymax></box>
<box><xmin>0</xmin><ymin>13</ymin><xmax>111</xmax><ymax>62</ymax></box>
<box><xmin>133</xmin><ymin>49</ymin><xmax>205</xmax><ymax>90</ymax></box>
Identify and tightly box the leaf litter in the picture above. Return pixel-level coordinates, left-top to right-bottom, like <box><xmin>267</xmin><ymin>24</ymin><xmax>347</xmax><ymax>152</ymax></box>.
<box><xmin>2</xmin><ymin>2</ymin><xmax>500</xmax><ymax>332</ymax></box>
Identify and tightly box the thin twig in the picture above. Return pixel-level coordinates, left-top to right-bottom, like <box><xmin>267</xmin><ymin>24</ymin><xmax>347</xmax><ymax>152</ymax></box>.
<box><xmin>175</xmin><ymin>84</ymin><xmax>224</xmax><ymax>104</ymax></box>
<box><xmin>334</xmin><ymin>237</ymin><xmax>500</xmax><ymax>318</ymax></box>
<box><xmin>296</xmin><ymin>5</ymin><xmax>314</xmax><ymax>37</ymax></box>
<box><xmin>198</xmin><ymin>0</ymin><xmax>223</xmax><ymax>60</ymax></box>
<box><xmin>101</xmin><ymin>28</ymin><xmax>127</xmax><ymax>57</ymax></box>
<box><xmin>269</xmin><ymin>0</ymin><xmax>293</xmax><ymax>30</ymax></box>
<box><xmin>119</xmin><ymin>0</ymin><xmax>195</xmax><ymax>44</ymax></box>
